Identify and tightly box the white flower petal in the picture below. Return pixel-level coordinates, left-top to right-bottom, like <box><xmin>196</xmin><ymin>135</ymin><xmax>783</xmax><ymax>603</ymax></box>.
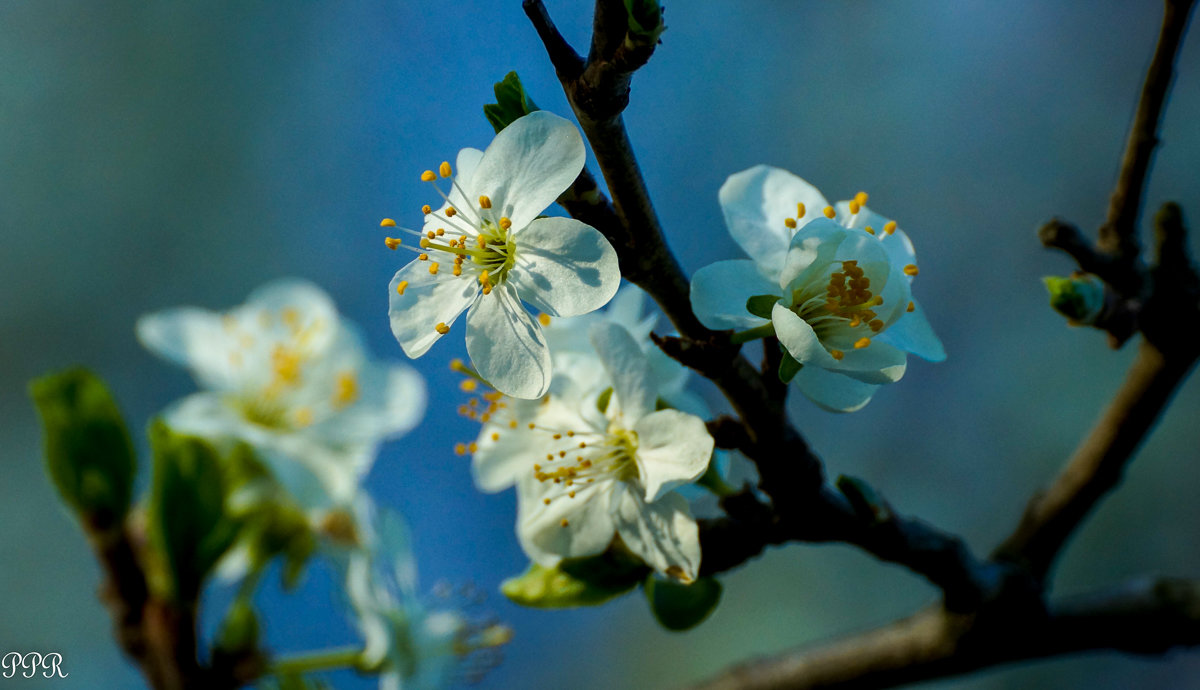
<box><xmin>388</xmin><ymin>263</ymin><xmax>479</xmax><ymax>358</ymax></box>
<box><xmin>517</xmin><ymin>478</ymin><xmax>615</xmax><ymax>565</ymax></box>
<box><xmin>778</xmin><ymin>218</ymin><xmax>851</xmax><ymax>290</ymax></box>
<box><xmin>589</xmin><ymin>322</ymin><xmax>655</xmax><ymax>422</ymax></box>
<box><xmin>137</xmin><ymin>307</ymin><xmax>237</xmax><ymax>390</ymax></box>
<box><xmin>720</xmin><ymin>165</ymin><xmax>829</xmax><ymax>277</ymax></box>
<box><xmin>612</xmin><ymin>487</ymin><xmax>700</xmax><ymax>582</ymax></box>
<box><xmin>467</xmin><ymin>111</ymin><xmax>585</xmax><ymax>231</ymax></box>
<box><xmin>312</xmin><ymin>360</ymin><xmax>427</xmax><ymax>444</ymax></box>
<box><xmin>509</xmin><ymin>216</ymin><xmax>620</xmax><ymax>317</ymax></box>
<box><xmin>466</xmin><ymin>284</ymin><xmax>552</xmax><ymax>399</ymax></box>
<box><xmin>876</xmin><ymin>299</ymin><xmax>946</xmax><ymax>362</ymax></box>
<box><xmin>787</xmin><ymin>367</ymin><xmax>879</xmax><ymax>414</ymax></box>
<box><xmin>771</xmin><ymin>302</ymin><xmax>838</xmax><ymax>367</ymax></box>
<box><xmin>633</xmin><ymin>409</ymin><xmax>713</xmax><ymax>503</ymax></box>
<box><xmin>689</xmin><ymin>260</ymin><xmax>779</xmax><ymax>330</ymax></box>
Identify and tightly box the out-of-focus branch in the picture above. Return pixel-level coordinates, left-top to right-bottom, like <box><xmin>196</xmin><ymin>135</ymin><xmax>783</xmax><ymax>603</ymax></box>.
<box><xmin>685</xmin><ymin>577</ymin><xmax>1200</xmax><ymax>690</ymax></box>
<box><xmin>1100</xmin><ymin>0</ymin><xmax>1196</xmax><ymax>267</ymax></box>
<box><xmin>994</xmin><ymin>340</ymin><xmax>1198</xmax><ymax>579</ymax></box>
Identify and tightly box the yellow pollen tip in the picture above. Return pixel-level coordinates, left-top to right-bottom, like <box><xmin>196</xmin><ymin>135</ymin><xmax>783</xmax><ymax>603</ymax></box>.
<box><xmin>429</xmin><ymin>262</ymin><xmax>440</xmax><ymax>275</ymax></box>
<box><xmin>848</xmin><ymin>201</ymin><xmax>861</xmax><ymax>214</ymax></box>
<box><xmin>385</xmin><ymin>237</ymin><xmax>402</xmax><ymax>250</ymax></box>
<box><xmin>560</xmin><ymin>519</ymin><xmax>569</xmax><ymax>528</ymax></box>
<box><xmin>436</xmin><ymin>228</ymin><xmax>445</xmax><ymax>236</ymax></box>
<box><xmin>869</xmin><ymin>319</ymin><xmax>884</xmax><ymax>332</ymax></box>
<box><xmin>538</xmin><ymin>313</ymin><xmax>551</xmax><ymax>327</ymax></box>
<box><xmin>884</xmin><ymin>221</ymin><xmax>897</xmax><ymax>235</ymax></box>
<box><xmin>422</xmin><ymin>204</ymin><xmax>432</xmax><ymax>215</ymax></box>
<box><xmin>784</xmin><ymin>218</ymin><xmax>797</xmax><ymax>229</ymax></box>
<box><xmin>864</xmin><ymin>226</ymin><xmax>875</xmax><ymax>235</ymax></box>
<box><xmin>421</xmin><ymin>170</ymin><xmax>436</xmax><ymax>182</ymax></box>
<box><xmin>395</xmin><ymin>280</ymin><xmax>409</xmax><ymax>295</ymax></box>
<box><xmin>479</xmin><ymin>195</ymin><xmax>492</xmax><ymax>209</ymax></box>
<box><xmin>903</xmin><ymin>264</ymin><xmax>919</xmax><ymax>276</ymax></box>
<box><xmin>450</xmin><ymin>358</ymin><xmax>465</xmax><ymax>370</ymax></box>
<box><xmin>380</xmin><ymin>218</ymin><xmax>397</xmax><ymax>227</ymax></box>
<box><xmin>436</xmin><ymin>322</ymin><xmax>450</xmax><ymax>335</ymax></box>
<box><xmin>831</xmin><ymin>349</ymin><xmax>845</xmax><ymax>360</ymax></box>
<box><xmin>454</xmin><ymin>443</ymin><xmax>467</xmax><ymax>456</ymax></box>
<box><xmin>854</xmin><ymin>337</ymin><xmax>872</xmax><ymax>349</ymax></box>
<box><xmin>445</xmin><ymin>207</ymin><xmax>457</xmax><ymax>217</ymax></box>
<box><xmin>439</xmin><ymin>161</ymin><xmax>452</xmax><ymax>178</ymax></box>
<box><xmin>452</xmin><ymin>266</ymin><xmax>462</xmax><ymax>276</ymax></box>
<box><xmin>460</xmin><ymin>379</ymin><xmax>477</xmax><ymax>392</ymax></box>
<box><xmin>907</xmin><ymin>301</ymin><xmax>915</xmax><ymax>312</ymax></box>
<box><xmin>823</xmin><ymin>206</ymin><xmax>836</xmax><ymax>219</ymax></box>
<box><xmin>491</xmin><ymin>432</ymin><xmax>500</xmax><ymax>442</ymax></box>
<box><xmin>418</xmin><ymin>253</ymin><xmax>428</xmax><ymax>261</ymax></box>
<box><xmin>855</xmin><ymin>191</ymin><xmax>869</xmax><ymax>205</ymax></box>
<box><xmin>499</xmin><ymin>217</ymin><xmax>512</xmax><ymax>230</ymax></box>
<box><xmin>482</xmin><ymin>285</ymin><xmax>492</xmax><ymax>295</ymax></box>
<box><xmin>468</xmin><ymin>442</ymin><xmax>477</xmax><ymax>452</ymax></box>
<box><xmin>543</xmin><ymin>498</ymin><xmax>551</xmax><ymax>505</ymax></box>
<box><xmin>419</xmin><ymin>238</ymin><xmax>430</xmax><ymax>248</ymax></box>
<box><xmin>797</xmin><ymin>202</ymin><xmax>806</xmax><ymax>217</ymax></box>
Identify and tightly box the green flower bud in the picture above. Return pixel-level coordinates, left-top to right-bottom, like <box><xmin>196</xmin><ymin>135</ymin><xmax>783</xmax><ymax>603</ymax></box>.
<box><xmin>1043</xmin><ymin>274</ymin><xmax>1105</xmax><ymax>325</ymax></box>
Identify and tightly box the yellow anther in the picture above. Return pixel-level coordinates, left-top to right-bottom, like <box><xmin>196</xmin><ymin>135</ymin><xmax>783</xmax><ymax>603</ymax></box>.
<box><xmin>468</xmin><ymin>442</ymin><xmax>477</xmax><ymax>452</ymax></box>
<box><xmin>903</xmin><ymin>264</ymin><xmax>919</xmax><ymax>276</ymax></box>
<box><xmin>784</xmin><ymin>217</ymin><xmax>797</xmax><ymax>229</ymax></box>
<box><xmin>421</xmin><ymin>170</ymin><xmax>436</xmax><ymax>182</ymax></box>
<box><xmin>272</xmin><ymin>347</ymin><xmax>302</xmax><ymax>385</ymax></box>
<box><xmin>499</xmin><ymin>217</ymin><xmax>512</xmax><ymax>230</ymax></box>
<box><xmin>797</xmin><ymin>202</ymin><xmax>806</xmax><ymax>217</ymax></box>
<box><xmin>439</xmin><ymin>161</ymin><xmax>452</xmax><ymax>178</ymax></box>
<box><xmin>452</xmin><ymin>265</ymin><xmax>462</xmax><ymax>276</ymax></box>
<box><xmin>446</xmin><ymin>207</ymin><xmax>457</xmax><ymax>217</ymax></box>
<box><xmin>418</xmin><ymin>253</ymin><xmax>428</xmax><ymax>261</ymax></box>
<box><xmin>869</xmin><ymin>319</ymin><xmax>884</xmax><ymax>332</ymax></box>
<box><xmin>509</xmin><ymin>419</ymin><xmax>518</xmax><ymax>429</ymax></box>
<box><xmin>528</xmin><ymin>422</ymin><xmax>536</xmax><ymax>429</ymax></box>
<box><xmin>907</xmin><ymin>301</ymin><xmax>915</xmax><ymax>312</ymax></box>
<box><xmin>849</xmin><ymin>315</ymin><xmax>861</xmax><ymax>328</ymax></box>
<box><xmin>553</xmin><ymin>433</ymin><xmax>562</xmax><ymax>440</ymax></box>
<box><xmin>543</xmin><ymin>498</ymin><xmax>551</xmax><ymax>505</ymax></box>
<box><xmin>578</xmin><ymin>441</ymin><xmax>586</xmax><ymax>448</ymax></box>
<box><xmin>479</xmin><ymin>270</ymin><xmax>490</xmax><ymax>285</ymax></box>
<box><xmin>419</xmin><ymin>237</ymin><xmax>430</xmax><ymax>248</ymax></box>
<box><xmin>396</xmin><ymin>280</ymin><xmax>409</xmax><ymax>295</ymax></box>
<box><xmin>334</xmin><ymin>371</ymin><xmax>359</xmax><ymax>407</ymax></box>
<box><xmin>436</xmin><ymin>228</ymin><xmax>445</xmax><ymax>236</ymax></box>
<box><xmin>476</xmin><ymin>235</ymin><xmax>487</xmax><ymax>248</ymax></box>
<box><xmin>479</xmin><ymin>195</ymin><xmax>492</xmax><ymax>209</ymax></box>
<box><xmin>831</xmin><ymin>349</ymin><xmax>845</xmax><ymax>360</ymax></box>
<box><xmin>482</xmin><ymin>285</ymin><xmax>492</xmax><ymax>295</ymax></box>
<box><xmin>385</xmin><ymin>237</ymin><xmax>402</xmax><ymax>250</ymax></box>
<box><xmin>870</xmin><ymin>295</ymin><xmax>884</xmax><ymax>306</ymax></box>
<box><xmin>436</xmin><ymin>322</ymin><xmax>450</xmax><ymax>335</ymax></box>
<box><xmin>455</xmin><ymin>443</ymin><xmax>467</xmax><ymax>455</ymax></box>
<box><xmin>429</xmin><ymin>262</ymin><xmax>440</xmax><ymax>275</ymax></box>
<box><xmin>422</xmin><ymin>204</ymin><xmax>432</xmax><ymax>215</ymax></box>
<box><xmin>538</xmin><ymin>313</ymin><xmax>551</xmax><ymax>327</ymax></box>
<box><xmin>380</xmin><ymin>218</ymin><xmax>397</xmax><ymax>227</ymax></box>
<box><xmin>864</xmin><ymin>226</ymin><xmax>875</xmax><ymax>235</ymax></box>
<box><xmin>450</xmin><ymin>358</ymin><xmax>465</xmax><ymax>371</ymax></box>
<box><xmin>848</xmin><ymin>201</ymin><xmax>861</xmax><ymax>214</ymax></box>
<box><xmin>855</xmin><ymin>191</ymin><xmax>869</xmax><ymax>206</ymax></box>
<box><xmin>294</xmin><ymin>406</ymin><xmax>314</xmax><ymax>427</ymax></box>
<box><xmin>560</xmin><ymin>519</ymin><xmax>569</xmax><ymax>528</ymax></box>
<box><xmin>854</xmin><ymin>337</ymin><xmax>872</xmax><ymax>349</ymax></box>
<box><xmin>823</xmin><ymin>206</ymin><xmax>836</xmax><ymax>219</ymax></box>
<box><xmin>884</xmin><ymin>221</ymin><xmax>897</xmax><ymax>235</ymax></box>
<box><xmin>460</xmin><ymin>379</ymin><xmax>478</xmax><ymax>392</ymax></box>
<box><xmin>491</xmin><ymin>432</ymin><xmax>500</xmax><ymax>442</ymax></box>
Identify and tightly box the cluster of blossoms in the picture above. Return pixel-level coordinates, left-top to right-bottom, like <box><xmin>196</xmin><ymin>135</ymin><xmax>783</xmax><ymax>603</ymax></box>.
<box><xmin>139</xmin><ymin>280</ymin><xmax>506</xmax><ymax>688</ymax></box>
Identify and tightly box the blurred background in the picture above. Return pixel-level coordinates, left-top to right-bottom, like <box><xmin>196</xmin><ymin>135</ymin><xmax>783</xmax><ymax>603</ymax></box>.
<box><xmin>3</xmin><ymin>1</ymin><xmax>1200</xmax><ymax>688</ymax></box>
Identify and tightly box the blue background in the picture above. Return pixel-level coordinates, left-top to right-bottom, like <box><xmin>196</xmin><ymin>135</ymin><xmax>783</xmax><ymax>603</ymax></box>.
<box><xmin>3</xmin><ymin>1</ymin><xmax>1200</xmax><ymax>688</ymax></box>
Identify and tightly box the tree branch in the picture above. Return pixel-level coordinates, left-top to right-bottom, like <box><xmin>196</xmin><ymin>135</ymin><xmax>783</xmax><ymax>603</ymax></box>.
<box><xmin>685</xmin><ymin>576</ymin><xmax>1200</xmax><ymax>690</ymax></box>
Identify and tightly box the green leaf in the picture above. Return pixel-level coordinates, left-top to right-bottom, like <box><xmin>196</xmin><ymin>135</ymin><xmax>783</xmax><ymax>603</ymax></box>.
<box><xmin>29</xmin><ymin>368</ymin><xmax>136</xmax><ymax>530</ymax></box>
<box><xmin>778</xmin><ymin>351</ymin><xmax>802</xmax><ymax>384</ymax></box>
<box><xmin>744</xmin><ymin>294</ymin><xmax>779</xmax><ymax>320</ymax></box>
<box><xmin>644</xmin><ymin>575</ymin><xmax>722</xmax><ymax>631</ymax></box>
<box><xmin>148</xmin><ymin>422</ymin><xmax>241</xmax><ymax>599</ymax></box>
<box><xmin>502</xmin><ymin>552</ymin><xmax>647</xmax><ymax>609</ymax></box>
<box><xmin>623</xmin><ymin>0</ymin><xmax>667</xmax><ymax>42</ymax></box>
<box><xmin>483</xmin><ymin>72</ymin><xmax>539</xmax><ymax>134</ymax></box>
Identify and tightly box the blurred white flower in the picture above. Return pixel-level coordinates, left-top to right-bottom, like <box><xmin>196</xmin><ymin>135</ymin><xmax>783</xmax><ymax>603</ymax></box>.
<box><xmin>342</xmin><ymin>502</ymin><xmax>509</xmax><ymax>690</ymax></box>
<box><xmin>138</xmin><ymin>279</ymin><xmax>425</xmax><ymax>506</ymax></box>
<box><xmin>691</xmin><ymin>165</ymin><xmax>944</xmax><ymax>412</ymax></box>
<box><xmin>385</xmin><ymin>111</ymin><xmax>620</xmax><ymax>400</ymax></box>
<box><xmin>470</xmin><ymin>323</ymin><xmax>713</xmax><ymax>582</ymax></box>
